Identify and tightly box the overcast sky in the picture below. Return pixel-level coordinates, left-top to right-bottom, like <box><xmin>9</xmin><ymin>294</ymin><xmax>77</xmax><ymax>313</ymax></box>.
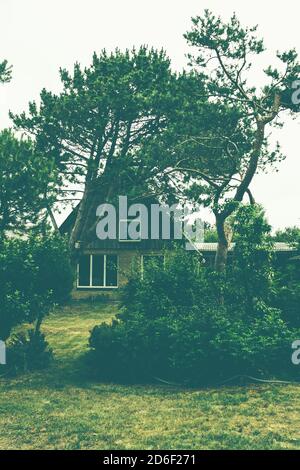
<box><xmin>1</xmin><ymin>0</ymin><xmax>300</xmax><ymax>229</ymax></box>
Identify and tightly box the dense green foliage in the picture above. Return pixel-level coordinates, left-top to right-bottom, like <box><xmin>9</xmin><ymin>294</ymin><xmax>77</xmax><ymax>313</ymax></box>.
<box><xmin>226</xmin><ymin>205</ymin><xmax>275</xmax><ymax>314</ymax></box>
<box><xmin>273</xmin><ymin>226</ymin><xmax>300</xmax><ymax>244</ymax></box>
<box><xmin>274</xmin><ymin>231</ymin><xmax>300</xmax><ymax>328</ymax></box>
<box><xmin>0</xmin><ymin>234</ymin><xmax>73</xmax><ymax>342</ymax></box>
<box><xmin>0</xmin><ymin>129</ymin><xmax>57</xmax><ymax>234</ymax></box>
<box><xmin>89</xmin><ymin>251</ymin><xmax>293</xmax><ymax>385</ymax></box>
<box><xmin>89</xmin><ymin>205</ymin><xmax>298</xmax><ymax>385</ymax></box>
<box><xmin>5</xmin><ymin>330</ymin><xmax>53</xmax><ymax>376</ymax></box>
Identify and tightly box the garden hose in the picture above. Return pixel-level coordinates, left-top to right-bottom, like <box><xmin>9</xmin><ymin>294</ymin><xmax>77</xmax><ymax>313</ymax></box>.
<box><xmin>152</xmin><ymin>374</ymin><xmax>300</xmax><ymax>387</ymax></box>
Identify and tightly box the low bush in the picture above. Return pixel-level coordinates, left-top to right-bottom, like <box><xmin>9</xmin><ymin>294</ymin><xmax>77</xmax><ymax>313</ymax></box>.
<box><xmin>89</xmin><ymin>248</ymin><xmax>295</xmax><ymax>385</ymax></box>
<box><xmin>274</xmin><ymin>257</ymin><xmax>300</xmax><ymax>329</ymax></box>
<box><xmin>89</xmin><ymin>206</ymin><xmax>299</xmax><ymax>385</ymax></box>
<box><xmin>3</xmin><ymin>330</ymin><xmax>53</xmax><ymax>376</ymax></box>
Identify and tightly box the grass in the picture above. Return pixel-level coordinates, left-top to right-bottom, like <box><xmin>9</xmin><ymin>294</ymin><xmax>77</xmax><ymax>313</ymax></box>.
<box><xmin>0</xmin><ymin>301</ymin><xmax>300</xmax><ymax>450</ymax></box>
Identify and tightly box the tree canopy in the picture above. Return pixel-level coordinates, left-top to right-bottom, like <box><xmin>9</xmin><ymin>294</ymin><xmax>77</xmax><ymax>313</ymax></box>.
<box><xmin>11</xmin><ymin>13</ymin><xmax>300</xmax><ymax>269</ymax></box>
<box><xmin>150</xmin><ymin>10</ymin><xmax>300</xmax><ymax>270</ymax></box>
<box><xmin>12</xmin><ymin>47</ymin><xmax>185</xmax><ymax>249</ymax></box>
<box><xmin>0</xmin><ymin>130</ymin><xmax>57</xmax><ymax>235</ymax></box>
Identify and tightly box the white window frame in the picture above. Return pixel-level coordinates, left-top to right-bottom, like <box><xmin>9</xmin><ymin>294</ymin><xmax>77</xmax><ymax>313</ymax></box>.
<box><xmin>119</xmin><ymin>218</ymin><xmax>142</xmax><ymax>242</ymax></box>
<box><xmin>77</xmin><ymin>254</ymin><xmax>119</xmax><ymax>289</ymax></box>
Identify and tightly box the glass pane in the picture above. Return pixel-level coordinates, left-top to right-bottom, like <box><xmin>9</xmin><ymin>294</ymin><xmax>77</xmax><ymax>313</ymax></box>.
<box><xmin>78</xmin><ymin>255</ymin><xmax>90</xmax><ymax>286</ymax></box>
<box><xmin>106</xmin><ymin>255</ymin><xmax>118</xmax><ymax>287</ymax></box>
<box><xmin>92</xmin><ymin>255</ymin><xmax>104</xmax><ymax>286</ymax></box>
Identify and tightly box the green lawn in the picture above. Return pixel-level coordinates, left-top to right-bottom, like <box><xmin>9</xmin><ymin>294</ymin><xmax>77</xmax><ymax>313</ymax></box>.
<box><xmin>0</xmin><ymin>301</ymin><xmax>300</xmax><ymax>450</ymax></box>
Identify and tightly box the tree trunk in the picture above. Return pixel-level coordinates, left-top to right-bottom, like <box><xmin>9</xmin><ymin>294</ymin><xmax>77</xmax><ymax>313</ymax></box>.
<box><xmin>69</xmin><ymin>177</ymin><xmax>94</xmax><ymax>253</ymax></box>
<box><xmin>69</xmin><ymin>160</ymin><xmax>118</xmax><ymax>256</ymax></box>
<box><xmin>46</xmin><ymin>205</ymin><xmax>60</xmax><ymax>234</ymax></box>
<box><xmin>214</xmin><ymin>215</ymin><xmax>232</xmax><ymax>272</ymax></box>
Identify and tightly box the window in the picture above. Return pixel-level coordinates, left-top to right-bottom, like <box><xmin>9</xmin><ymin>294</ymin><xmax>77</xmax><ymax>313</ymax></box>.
<box><xmin>77</xmin><ymin>254</ymin><xmax>118</xmax><ymax>288</ymax></box>
<box><xmin>106</xmin><ymin>254</ymin><xmax>118</xmax><ymax>286</ymax></box>
<box><xmin>141</xmin><ymin>254</ymin><xmax>165</xmax><ymax>278</ymax></box>
<box><xmin>92</xmin><ymin>255</ymin><xmax>104</xmax><ymax>286</ymax></box>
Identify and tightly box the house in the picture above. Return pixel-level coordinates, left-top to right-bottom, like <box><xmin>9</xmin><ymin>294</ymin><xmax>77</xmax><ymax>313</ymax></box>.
<box><xmin>60</xmin><ymin>202</ymin><xmax>297</xmax><ymax>300</ymax></box>
<box><xmin>60</xmin><ymin>197</ymin><xmax>185</xmax><ymax>299</ymax></box>
<box><xmin>193</xmin><ymin>242</ymin><xmax>296</xmax><ymax>268</ymax></box>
